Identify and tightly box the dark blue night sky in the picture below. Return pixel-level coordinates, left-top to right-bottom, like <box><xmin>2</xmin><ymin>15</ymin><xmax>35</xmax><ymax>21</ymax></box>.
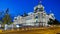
<box><xmin>0</xmin><ymin>0</ymin><xmax>60</xmax><ymax>21</ymax></box>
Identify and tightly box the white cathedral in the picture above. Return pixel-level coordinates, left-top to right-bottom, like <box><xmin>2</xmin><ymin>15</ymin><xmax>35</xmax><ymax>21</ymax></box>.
<box><xmin>13</xmin><ymin>2</ymin><xmax>55</xmax><ymax>27</ymax></box>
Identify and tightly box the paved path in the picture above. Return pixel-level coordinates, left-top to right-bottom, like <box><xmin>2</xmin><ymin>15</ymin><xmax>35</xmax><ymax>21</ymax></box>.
<box><xmin>0</xmin><ymin>27</ymin><xmax>60</xmax><ymax>34</ymax></box>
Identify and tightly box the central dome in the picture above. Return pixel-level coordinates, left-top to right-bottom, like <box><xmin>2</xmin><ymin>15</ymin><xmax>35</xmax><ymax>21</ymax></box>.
<box><xmin>34</xmin><ymin>4</ymin><xmax>44</xmax><ymax>13</ymax></box>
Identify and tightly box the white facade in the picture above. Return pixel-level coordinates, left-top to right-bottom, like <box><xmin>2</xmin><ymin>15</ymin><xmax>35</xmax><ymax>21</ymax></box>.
<box><xmin>13</xmin><ymin>3</ymin><xmax>55</xmax><ymax>27</ymax></box>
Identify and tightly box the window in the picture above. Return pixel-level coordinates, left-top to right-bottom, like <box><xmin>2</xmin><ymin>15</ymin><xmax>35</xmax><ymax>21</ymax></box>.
<box><xmin>35</xmin><ymin>16</ymin><xmax>38</xmax><ymax>19</ymax></box>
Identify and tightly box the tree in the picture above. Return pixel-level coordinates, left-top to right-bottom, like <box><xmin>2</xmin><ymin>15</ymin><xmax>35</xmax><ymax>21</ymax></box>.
<box><xmin>3</xmin><ymin>8</ymin><xmax>12</xmax><ymax>25</ymax></box>
<box><xmin>48</xmin><ymin>18</ymin><xmax>54</xmax><ymax>25</ymax></box>
<box><xmin>53</xmin><ymin>19</ymin><xmax>60</xmax><ymax>25</ymax></box>
<box><xmin>48</xmin><ymin>18</ymin><xmax>60</xmax><ymax>25</ymax></box>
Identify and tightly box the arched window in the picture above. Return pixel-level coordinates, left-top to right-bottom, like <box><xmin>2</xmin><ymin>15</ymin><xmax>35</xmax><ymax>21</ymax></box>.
<box><xmin>35</xmin><ymin>16</ymin><xmax>38</xmax><ymax>19</ymax></box>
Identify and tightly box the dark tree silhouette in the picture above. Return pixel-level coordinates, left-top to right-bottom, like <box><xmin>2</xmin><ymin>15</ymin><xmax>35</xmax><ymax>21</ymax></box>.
<box><xmin>48</xmin><ymin>18</ymin><xmax>60</xmax><ymax>25</ymax></box>
<box><xmin>3</xmin><ymin>8</ymin><xmax>12</xmax><ymax>25</ymax></box>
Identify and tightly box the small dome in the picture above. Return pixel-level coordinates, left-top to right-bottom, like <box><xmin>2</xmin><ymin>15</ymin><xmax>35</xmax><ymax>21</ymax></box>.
<box><xmin>28</xmin><ymin>12</ymin><xmax>34</xmax><ymax>15</ymax></box>
<box><xmin>49</xmin><ymin>13</ymin><xmax>55</xmax><ymax>20</ymax></box>
<box><xmin>14</xmin><ymin>17</ymin><xmax>17</xmax><ymax>19</ymax></box>
<box><xmin>50</xmin><ymin>13</ymin><xmax>54</xmax><ymax>16</ymax></box>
